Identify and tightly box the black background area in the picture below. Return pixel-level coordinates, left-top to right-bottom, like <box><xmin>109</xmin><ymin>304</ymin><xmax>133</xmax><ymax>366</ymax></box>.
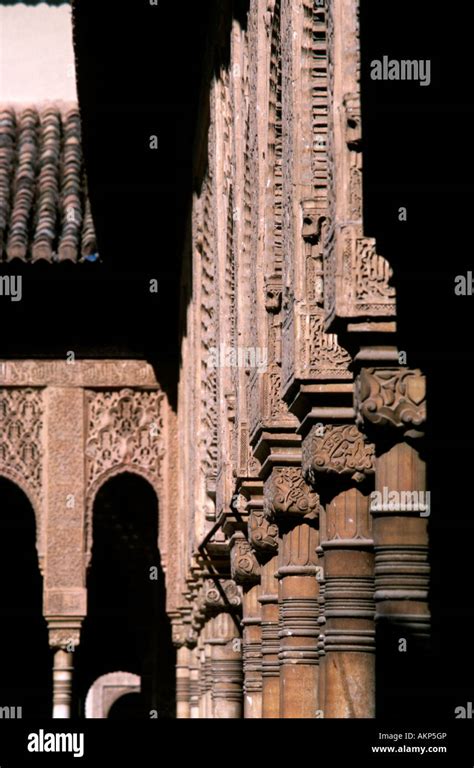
<box><xmin>360</xmin><ymin>0</ymin><xmax>474</xmax><ymax>720</ymax></box>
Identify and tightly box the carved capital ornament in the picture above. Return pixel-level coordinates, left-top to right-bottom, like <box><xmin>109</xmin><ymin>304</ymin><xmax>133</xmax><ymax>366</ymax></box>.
<box><xmin>302</xmin><ymin>424</ymin><xmax>375</xmax><ymax>485</ymax></box>
<box><xmin>264</xmin><ymin>466</ymin><xmax>322</xmax><ymax>519</ymax></box>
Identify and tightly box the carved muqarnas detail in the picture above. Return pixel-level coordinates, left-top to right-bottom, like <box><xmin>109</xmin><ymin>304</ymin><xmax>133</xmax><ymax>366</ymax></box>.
<box><xmin>230</xmin><ymin>534</ymin><xmax>260</xmax><ymax>584</ymax></box>
<box><xmin>249</xmin><ymin>506</ymin><xmax>279</xmax><ymax>552</ymax></box>
<box><xmin>303</xmin><ymin>424</ymin><xmax>375</xmax><ymax>485</ymax></box>
<box><xmin>204</xmin><ymin>579</ymin><xmax>242</xmax><ymax>610</ymax></box>
<box><xmin>0</xmin><ymin>388</ymin><xmax>43</xmax><ymax>497</ymax></box>
<box><xmin>86</xmin><ymin>388</ymin><xmax>164</xmax><ymax>487</ymax></box>
<box><xmin>302</xmin><ymin>313</ymin><xmax>352</xmax><ymax>378</ymax></box>
<box><xmin>356</xmin><ymin>368</ymin><xmax>426</xmax><ymax>435</ymax></box>
<box><xmin>264</xmin><ymin>467</ymin><xmax>322</xmax><ymax>519</ymax></box>
<box><xmin>354</xmin><ymin>237</ymin><xmax>396</xmax><ymax>305</ymax></box>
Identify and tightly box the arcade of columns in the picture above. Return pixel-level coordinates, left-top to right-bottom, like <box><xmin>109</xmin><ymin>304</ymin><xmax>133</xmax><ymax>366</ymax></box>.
<box><xmin>0</xmin><ymin>360</ymin><xmax>178</xmax><ymax>718</ymax></box>
<box><xmin>170</xmin><ymin>0</ymin><xmax>429</xmax><ymax>719</ymax></box>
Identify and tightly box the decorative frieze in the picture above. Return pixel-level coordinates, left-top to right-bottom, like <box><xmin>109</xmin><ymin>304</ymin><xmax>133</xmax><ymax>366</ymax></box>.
<box><xmin>0</xmin><ymin>387</ymin><xmax>43</xmax><ymax>511</ymax></box>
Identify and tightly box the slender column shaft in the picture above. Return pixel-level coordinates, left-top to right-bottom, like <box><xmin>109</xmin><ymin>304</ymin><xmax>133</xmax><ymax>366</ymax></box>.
<box><xmin>52</xmin><ymin>649</ymin><xmax>74</xmax><ymax>719</ymax></box>
<box><xmin>259</xmin><ymin>554</ymin><xmax>280</xmax><ymax>718</ymax></box>
<box><xmin>373</xmin><ymin>440</ymin><xmax>430</xmax><ymax>642</ymax></box>
<box><xmin>189</xmin><ymin>646</ymin><xmax>200</xmax><ymax>719</ymax></box>
<box><xmin>198</xmin><ymin>636</ymin><xmax>206</xmax><ymax>718</ymax></box>
<box><xmin>278</xmin><ymin>520</ymin><xmax>320</xmax><ymax>718</ymax></box>
<box><xmin>210</xmin><ymin>613</ymin><xmax>243</xmax><ymax>718</ymax></box>
<box><xmin>176</xmin><ymin>645</ymin><xmax>190</xmax><ymax>719</ymax></box>
<box><xmin>323</xmin><ymin>486</ymin><xmax>375</xmax><ymax>718</ymax></box>
<box><xmin>242</xmin><ymin>582</ymin><xmax>262</xmax><ymax>718</ymax></box>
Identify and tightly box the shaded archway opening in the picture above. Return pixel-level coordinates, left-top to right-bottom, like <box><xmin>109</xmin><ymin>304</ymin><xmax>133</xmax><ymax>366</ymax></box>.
<box><xmin>74</xmin><ymin>473</ymin><xmax>175</xmax><ymax>718</ymax></box>
<box><xmin>0</xmin><ymin>478</ymin><xmax>51</xmax><ymax>718</ymax></box>
<box><xmin>107</xmin><ymin>692</ymin><xmax>146</xmax><ymax>720</ymax></box>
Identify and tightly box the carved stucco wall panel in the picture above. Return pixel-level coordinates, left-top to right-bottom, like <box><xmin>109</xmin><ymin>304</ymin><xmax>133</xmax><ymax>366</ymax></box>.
<box><xmin>0</xmin><ymin>362</ymin><xmax>176</xmax><ymax>630</ymax></box>
<box><xmin>45</xmin><ymin>387</ymin><xmax>86</xmax><ymax>592</ymax></box>
<box><xmin>0</xmin><ymin>387</ymin><xmax>45</xmax><ymax>567</ymax></box>
<box><xmin>84</xmin><ymin>388</ymin><xmax>166</xmax><ymax>571</ymax></box>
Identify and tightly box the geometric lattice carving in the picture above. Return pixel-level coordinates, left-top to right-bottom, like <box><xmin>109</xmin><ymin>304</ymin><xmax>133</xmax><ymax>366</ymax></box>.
<box><xmin>85</xmin><ymin>388</ymin><xmax>165</xmax><ymax>489</ymax></box>
<box><xmin>0</xmin><ymin>388</ymin><xmax>43</xmax><ymax>501</ymax></box>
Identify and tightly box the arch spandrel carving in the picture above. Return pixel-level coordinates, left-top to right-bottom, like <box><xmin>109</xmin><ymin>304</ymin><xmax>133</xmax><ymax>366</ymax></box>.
<box><xmin>84</xmin><ymin>388</ymin><xmax>168</xmax><ymax>568</ymax></box>
<box><xmin>0</xmin><ymin>388</ymin><xmax>45</xmax><ymax>569</ymax></box>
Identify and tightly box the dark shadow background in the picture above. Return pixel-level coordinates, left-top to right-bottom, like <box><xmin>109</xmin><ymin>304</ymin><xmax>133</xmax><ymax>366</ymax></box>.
<box><xmin>360</xmin><ymin>0</ymin><xmax>474</xmax><ymax>720</ymax></box>
<box><xmin>0</xmin><ymin>479</ymin><xmax>51</xmax><ymax>718</ymax></box>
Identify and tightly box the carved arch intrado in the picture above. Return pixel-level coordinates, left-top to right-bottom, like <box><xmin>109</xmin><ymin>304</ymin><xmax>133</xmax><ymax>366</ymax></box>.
<box><xmin>85</xmin><ymin>672</ymin><xmax>141</xmax><ymax>719</ymax></box>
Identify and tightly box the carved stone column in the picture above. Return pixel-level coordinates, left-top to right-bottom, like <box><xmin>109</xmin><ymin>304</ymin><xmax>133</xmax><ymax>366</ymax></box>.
<box><xmin>198</xmin><ymin>632</ymin><xmax>207</xmax><ymax>719</ymax></box>
<box><xmin>355</xmin><ymin>369</ymin><xmax>430</xmax><ymax>645</ymax></box>
<box><xmin>203</xmin><ymin>629</ymin><xmax>213</xmax><ymax>718</ymax></box>
<box><xmin>172</xmin><ymin>618</ymin><xmax>191</xmax><ymax>719</ymax></box>
<box><xmin>265</xmin><ymin>467</ymin><xmax>321</xmax><ymax>718</ymax></box>
<box><xmin>44</xmin><ymin>387</ymin><xmax>87</xmax><ymax>717</ymax></box>
<box><xmin>303</xmin><ymin>424</ymin><xmax>376</xmax><ymax>718</ymax></box>
<box><xmin>48</xmin><ymin>624</ymin><xmax>80</xmax><ymax>719</ymax></box>
<box><xmin>52</xmin><ymin>649</ymin><xmax>74</xmax><ymax>719</ymax></box>
<box><xmin>241</xmin><ymin>583</ymin><xmax>262</xmax><ymax>718</ymax></box>
<box><xmin>176</xmin><ymin>645</ymin><xmax>191</xmax><ymax>719</ymax></box>
<box><xmin>249</xmin><ymin>506</ymin><xmax>280</xmax><ymax>718</ymax></box>
<box><xmin>230</xmin><ymin>531</ymin><xmax>262</xmax><ymax>718</ymax></box>
<box><xmin>204</xmin><ymin>580</ymin><xmax>243</xmax><ymax>718</ymax></box>
<box><xmin>188</xmin><ymin>646</ymin><xmax>200</xmax><ymax>719</ymax></box>
<box><xmin>197</xmin><ymin>620</ymin><xmax>213</xmax><ymax>718</ymax></box>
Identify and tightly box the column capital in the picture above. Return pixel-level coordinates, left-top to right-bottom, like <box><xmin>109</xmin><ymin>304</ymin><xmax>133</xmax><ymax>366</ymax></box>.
<box><xmin>355</xmin><ymin>368</ymin><xmax>426</xmax><ymax>438</ymax></box>
<box><xmin>248</xmin><ymin>505</ymin><xmax>279</xmax><ymax>554</ymax></box>
<box><xmin>203</xmin><ymin>579</ymin><xmax>242</xmax><ymax>611</ymax></box>
<box><xmin>230</xmin><ymin>532</ymin><xmax>260</xmax><ymax>585</ymax></box>
<box><xmin>302</xmin><ymin>423</ymin><xmax>375</xmax><ymax>486</ymax></box>
<box><xmin>264</xmin><ymin>466</ymin><xmax>322</xmax><ymax>520</ymax></box>
<box><xmin>47</xmin><ymin>618</ymin><xmax>82</xmax><ymax>651</ymax></box>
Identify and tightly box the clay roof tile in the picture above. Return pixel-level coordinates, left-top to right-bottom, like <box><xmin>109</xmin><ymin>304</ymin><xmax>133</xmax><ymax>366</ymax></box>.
<box><xmin>0</xmin><ymin>103</ymin><xmax>97</xmax><ymax>264</ymax></box>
